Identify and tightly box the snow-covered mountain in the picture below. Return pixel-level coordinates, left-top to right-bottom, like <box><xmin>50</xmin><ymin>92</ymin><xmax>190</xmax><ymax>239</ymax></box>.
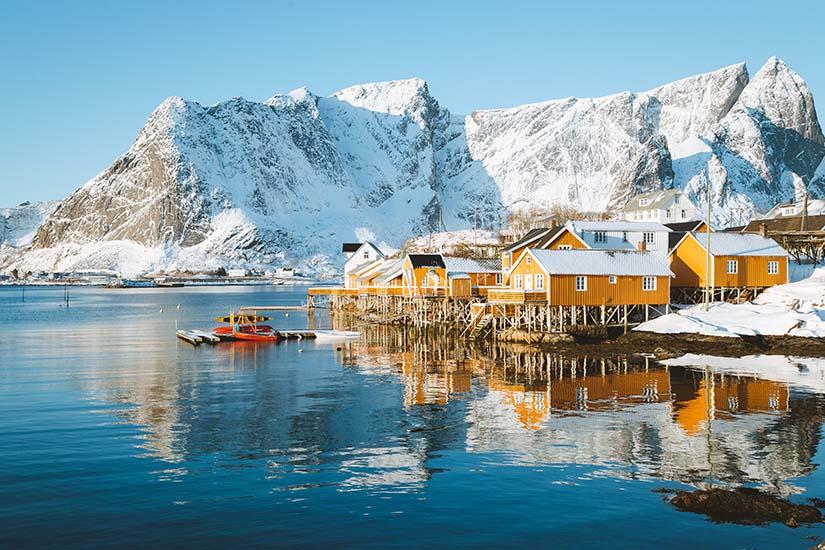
<box><xmin>1</xmin><ymin>200</ymin><xmax>59</xmax><ymax>248</ymax></box>
<box><xmin>7</xmin><ymin>57</ymin><xmax>824</xmax><ymax>275</ymax></box>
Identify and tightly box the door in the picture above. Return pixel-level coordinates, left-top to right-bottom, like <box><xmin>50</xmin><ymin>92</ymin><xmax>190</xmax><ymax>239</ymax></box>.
<box><xmin>524</xmin><ymin>274</ymin><xmax>533</xmax><ymax>290</ymax></box>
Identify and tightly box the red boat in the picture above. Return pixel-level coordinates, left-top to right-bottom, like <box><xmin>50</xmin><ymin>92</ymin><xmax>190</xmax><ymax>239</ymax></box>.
<box><xmin>213</xmin><ymin>324</ymin><xmax>281</xmax><ymax>342</ymax></box>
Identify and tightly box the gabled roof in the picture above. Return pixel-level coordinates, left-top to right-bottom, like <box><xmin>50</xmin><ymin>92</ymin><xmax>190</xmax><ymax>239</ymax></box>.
<box><xmin>502</xmin><ymin>227</ymin><xmax>556</xmax><ymax>252</ymax></box>
<box><xmin>527</xmin><ymin>249</ymin><xmax>673</xmax><ymax>276</ymax></box>
<box><xmin>443</xmin><ymin>256</ymin><xmax>502</xmax><ymax>273</ymax></box>
<box><xmin>568</xmin><ymin>220</ymin><xmax>671</xmax><ymax>233</ymax></box>
<box><xmin>664</xmin><ymin>220</ymin><xmax>707</xmax><ymax>232</ymax></box>
<box><xmin>342</xmin><ymin>242</ymin><xmax>362</xmax><ymax>253</ymax></box>
<box><xmin>372</xmin><ymin>258</ymin><xmax>405</xmax><ymax>284</ymax></box>
<box><xmin>620</xmin><ymin>189</ymin><xmax>690</xmax><ymax>213</ymax></box>
<box><xmin>681</xmin><ymin>232</ymin><xmax>789</xmax><ymax>257</ymax></box>
<box><xmin>407</xmin><ymin>253</ymin><xmax>446</xmax><ymax>269</ymax></box>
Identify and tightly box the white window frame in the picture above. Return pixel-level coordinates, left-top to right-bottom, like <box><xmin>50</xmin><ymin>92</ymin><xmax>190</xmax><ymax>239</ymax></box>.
<box><xmin>674</xmin><ymin>195</ymin><xmax>681</xmax><ymax>205</ymax></box>
<box><xmin>526</xmin><ymin>256</ymin><xmax>531</xmax><ymax>265</ymax></box>
<box><xmin>666</xmin><ymin>209</ymin><xmax>672</xmax><ymax>219</ymax></box>
<box><xmin>642</xmin><ymin>276</ymin><xmax>656</xmax><ymax>291</ymax></box>
<box><xmin>643</xmin><ymin>232</ymin><xmax>655</xmax><ymax>244</ymax></box>
<box><xmin>622</xmin><ymin>232</ymin><xmax>628</xmax><ymax>243</ymax></box>
<box><xmin>726</xmin><ymin>259</ymin><xmax>738</xmax><ymax>274</ymax></box>
<box><xmin>514</xmin><ymin>274</ymin><xmax>523</xmax><ymax>289</ymax></box>
<box><xmin>557</xmin><ymin>244</ymin><xmax>572</xmax><ymax>250</ymax></box>
<box><xmin>639</xmin><ymin>198</ymin><xmax>650</xmax><ymax>207</ymax></box>
<box><xmin>681</xmin><ymin>209</ymin><xmax>686</xmax><ymax>219</ymax></box>
<box><xmin>495</xmin><ymin>273</ymin><xmax>502</xmax><ymax>286</ymax></box>
<box><xmin>524</xmin><ymin>274</ymin><xmax>533</xmax><ymax>290</ymax></box>
<box><xmin>608</xmin><ymin>275</ymin><xmax>617</xmax><ymax>285</ymax></box>
<box><xmin>535</xmin><ymin>274</ymin><xmax>544</xmax><ymax>289</ymax></box>
<box><xmin>575</xmin><ymin>276</ymin><xmax>587</xmax><ymax>292</ymax></box>
<box><xmin>768</xmin><ymin>261</ymin><xmax>779</xmax><ymax>275</ymax></box>
<box><xmin>594</xmin><ymin>231</ymin><xmax>606</xmax><ymax>243</ymax></box>
<box><xmin>363</xmin><ymin>250</ymin><xmax>370</xmax><ymax>259</ymax></box>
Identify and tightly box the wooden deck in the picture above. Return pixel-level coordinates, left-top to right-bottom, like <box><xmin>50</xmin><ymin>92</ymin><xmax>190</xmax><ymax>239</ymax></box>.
<box><xmin>486</xmin><ymin>288</ymin><xmax>547</xmax><ymax>303</ymax></box>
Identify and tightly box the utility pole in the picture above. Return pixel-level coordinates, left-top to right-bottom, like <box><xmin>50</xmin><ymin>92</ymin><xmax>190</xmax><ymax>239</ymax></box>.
<box><xmin>704</xmin><ymin>181</ymin><xmax>712</xmax><ymax>311</ymax></box>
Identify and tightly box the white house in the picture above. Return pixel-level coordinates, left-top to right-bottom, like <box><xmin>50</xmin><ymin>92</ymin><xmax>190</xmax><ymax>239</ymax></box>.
<box><xmin>619</xmin><ymin>189</ymin><xmax>697</xmax><ymax>223</ymax></box>
<box><xmin>762</xmin><ymin>198</ymin><xmax>825</xmax><ymax>219</ymax></box>
<box><xmin>565</xmin><ymin>220</ymin><xmax>671</xmax><ymax>253</ymax></box>
<box><xmin>343</xmin><ymin>242</ymin><xmax>385</xmax><ymax>288</ymax></box>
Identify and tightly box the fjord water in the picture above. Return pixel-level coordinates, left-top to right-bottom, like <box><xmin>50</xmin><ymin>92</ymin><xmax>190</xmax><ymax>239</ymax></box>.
<box><xmin>2</xmin><ymin>286</ymin><xmax>825</xmax><ymax>548</ymax></box>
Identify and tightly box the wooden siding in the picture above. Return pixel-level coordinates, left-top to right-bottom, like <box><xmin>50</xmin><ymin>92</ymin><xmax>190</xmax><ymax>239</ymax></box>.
<box><xmin>670</xmin><ymin>233</ymin><xmax>708</xmax><ymax>287</ymax></box>
<box><xmin>712</xmin><ymin>255</ymin><xmax>789</xmax><ymax>287</ymax></box>
<box><xmin>544</xmin><ymin>228</ymin><xmax>588</xmax><ymax>250</ymax></box>
<box><xmin>671</xmin><ymin>233</ymin><xmax>789</xmax><ymax>288</ymax></box>
<box><xmin>549</xmin><ymin>274</ymin><xmax>670</xmax><ymax>306</ymax></box>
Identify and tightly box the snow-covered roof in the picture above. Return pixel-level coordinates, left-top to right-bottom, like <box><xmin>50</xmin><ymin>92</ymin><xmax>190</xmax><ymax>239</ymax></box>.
<box><xmin>372</xmin><ymin>258</ymin><xmax>404</xmax><ymax>284</ymax></box>
<box><xmin>443</xmin><ymin>256</ymin><xmax>502</xmax><ymax>273</ymax></box>
<box><xmin>620</xmin><ymin>189</ymin><xmax>691</xmax><ymax>212</ymax></box>
<box><xmin>447</xmin><ymin>272</ymin><xmax>471</xmax><ymax>280</ymax></box>
<box><xmin>528</xmin><ymin>249</ymin><xmax>673</xmax><ymax>276</ymax></box>
<box><xmin>687</xmin><ymin>232</ymin><xmax>790</xmax><ymax>257</ymax></box>
<box><xmin>567</xmin><ymin>220</ymin><xmax>671</xmax><ymax>233</ymax></box>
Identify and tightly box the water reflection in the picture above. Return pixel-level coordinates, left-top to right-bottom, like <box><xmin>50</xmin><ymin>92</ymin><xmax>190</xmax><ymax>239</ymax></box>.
<box><xmin>338</xmin><ymin>326</ymin><xmax>825</xmax><ymax>497</ymax></box>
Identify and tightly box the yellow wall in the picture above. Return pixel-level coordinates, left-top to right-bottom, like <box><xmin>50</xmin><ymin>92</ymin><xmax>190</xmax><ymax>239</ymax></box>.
<box><xmin>713</xmin><ymin>255</ymin><xmax>788</xmax><ymax>287</ymax></box>
<box><xmin>670</xmin><ymin>233</ymin><xmax>708</xmax><ymax>287</ymax></box>
<box><xmin>550</xmin><ymin>274</ymin><xmax>670</xmax><ymax>306</ymax></box>
<box><xmin>544</xmin><ymin>228</ymin><xmax>588</xmax><ymax>250</ymax></box>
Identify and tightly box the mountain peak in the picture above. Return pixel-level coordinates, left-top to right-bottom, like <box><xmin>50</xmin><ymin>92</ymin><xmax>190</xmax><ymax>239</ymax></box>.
<box><xmin>333</xmin><ymin>78</ymin><xmax>432</xmax><ymax>116</ymax></box>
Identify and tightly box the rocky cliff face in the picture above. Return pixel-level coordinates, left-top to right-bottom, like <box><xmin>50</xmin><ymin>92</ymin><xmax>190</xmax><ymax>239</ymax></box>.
<box><xmin>8</xmin><ymin>58</ymin><xmax>824</xmax><ymax>275</ymax></box>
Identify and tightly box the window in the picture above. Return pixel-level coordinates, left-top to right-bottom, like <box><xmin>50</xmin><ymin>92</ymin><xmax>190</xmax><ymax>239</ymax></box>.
<box><xmin>768</xmin><ymin>261</ymin><xmax>779</xmax><ymax>275</ymax></box>
<box><xmin>524</xmin><ymin>274</ymin><xmax>533</xmax><ymax>290</ymax></box>
<box><xmin>363</xmin><ymin>251</ymin><xmax>369</xmax><ymax>259</ymax></box>
<box><xmin>514</xmin><ymin>274</ymin><xmax>523</xmax><ymax>289</ymax></box>
<box><xmin>535</xmin><ymin>274</ymin><xmax>544</xmax><ymax>289</ymax></box>
<box><xmin>783</xmin><ymin>207</ymin><xmax>796</xmax><ymax>216</ymax></box>
<box><xmin>557</xmin><ymin>244</ymin><xmax>572</xmax><ymax>250</ymax></box>
<box><xmin>726</xmin><ymin>260</ymin><xmax>738</xmax><ymax>274</ymax></box>
<box><xmin>643</xmin><ymin>232</ymin><xmax>655</xmax><ymax>244</ymax></box>
<box><xmin>609</xmin><ymin>275</ymin><xmax>617</xmax><ymax>285</ymax></box>
<box><xmin>674</xmin><ymin>195</ymin><xmax>681</xmax><ymax>205</ymax></box>
<box><xmin>681</xmin><ymin>209</ymin><xmax>686</xmax><ymax>219</ymax></box>
<box><xmin>622</xmin><ymin>232</ymin><xmax>628</xmax><ymax>243</ymax></box>
<box><xmin>594</xmin><ymin>231</ymin><xmax>607</xmax><ymax>243</ymax></box>
<box><xmin>575</xmin><ymin>276</ymin><xmax>587</xmax><ymax>292</ymax></box>
<box><xmin>639</xmin><ymin>198</ymin><xmax>650</xmax><ymax>206</ymax></box>
<box><xmin>642</xmin><ymin>276</ymin><xmax>656</xmax><ymax>291</ymax></box>
<box><xmin>526</xmin><ymin>256</ymin><xmax>531</xmax><ymax>265</ymax></box>
<box><xmin>666</xmin><ymin>209</ymin><xmax>672</xmax><ymax>219</ymax></box>
<box><xmin>495</xmin><ymin>273</ymin><xmax>502</xmax><ymax>286</ymax></box>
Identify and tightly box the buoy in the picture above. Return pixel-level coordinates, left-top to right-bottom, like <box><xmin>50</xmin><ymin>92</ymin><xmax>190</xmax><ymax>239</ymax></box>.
<box><xmin>159</xmin><ymin>308</ymin><xmax>164</xmax><ymax>313</ymax></box>
<box><xmin>176</xmin><ymin>304</ymin><xmax>181</xmax><ymax>310</ymax></box>
<box><xmin>298</xmin><ymin>349</ymin><xmax>304</xmax><ymax>353</ymax></box>
<box><xmin>285</xmin><ymin>313</ymin><xmax>289</xmax><ymax>317</ymax></box>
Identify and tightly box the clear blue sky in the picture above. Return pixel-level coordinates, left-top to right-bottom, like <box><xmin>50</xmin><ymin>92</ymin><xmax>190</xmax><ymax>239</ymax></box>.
<box><xmin>1</xmin><ymin>0</ymin><xmax>823</xmax><ymax>205</ymax></box>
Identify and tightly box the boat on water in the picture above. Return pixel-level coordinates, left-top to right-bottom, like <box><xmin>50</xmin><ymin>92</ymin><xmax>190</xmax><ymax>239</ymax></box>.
<box><xmin>213</xmin><ymin>324</ymin><xmax>281</xmax><ymax>342</ymax></box>
<box><xmin>212</xmin><ymin>311</ymin><xmax>281</xmax><ymax>342</ymax></box>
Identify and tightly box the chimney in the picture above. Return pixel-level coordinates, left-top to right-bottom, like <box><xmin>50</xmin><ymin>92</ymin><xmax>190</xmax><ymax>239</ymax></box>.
<box><xmin>759</xmin><ymin>223</ymin><xmax>768</xmax><ymax>238</ymax></box>
<box><xmin>637</xmin><ymin>240</ymin><xmax>647</xmax><ymax>252</ymax></box>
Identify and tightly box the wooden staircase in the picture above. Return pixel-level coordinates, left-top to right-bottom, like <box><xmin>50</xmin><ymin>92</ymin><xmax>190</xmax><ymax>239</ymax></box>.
<box><xmin>465</xmin><ymin>313</ymin><xmax>494</xmax><ymax>341</ymax></box>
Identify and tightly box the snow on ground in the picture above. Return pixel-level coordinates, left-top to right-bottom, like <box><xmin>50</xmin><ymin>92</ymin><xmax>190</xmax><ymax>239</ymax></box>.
<box><xmin>636</xmin><ymin>266</ymin><xmax>825</xmax><ymax>338</ymax></box>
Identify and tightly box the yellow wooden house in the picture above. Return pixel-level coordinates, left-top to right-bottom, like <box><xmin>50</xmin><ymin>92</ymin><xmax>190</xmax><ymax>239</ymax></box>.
<box><xmin>492</xmin><ymin>248</ymin><xmax>673</xmax><ymax>306</ymax></box>
<box><xmin>669</xmin><ymin>231</ymin><xmax>790</xmax><ymax>289</ymax></box>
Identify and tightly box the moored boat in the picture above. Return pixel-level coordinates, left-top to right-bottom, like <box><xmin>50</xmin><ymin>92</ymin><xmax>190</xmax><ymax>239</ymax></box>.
<box><xmin>213</xmin><ymin>324</ymin><xmax>280</xmax><ymax>342</ymax></box>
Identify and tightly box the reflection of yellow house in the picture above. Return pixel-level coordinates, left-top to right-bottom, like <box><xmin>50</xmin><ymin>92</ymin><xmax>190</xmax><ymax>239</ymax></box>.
<box><xmin>674</xmin><ymin>377</ymin><xmax>789</xmax><ymax>435</ymax></box>
<box><xmin>487</xmin><ymin>378</ymin><xmax>550</xmax><ymax>430</ymax></box>
<box><xmin>549</xmin><ymin>370</ymin><xmax>671</xmax><ymax>412</ymax></box>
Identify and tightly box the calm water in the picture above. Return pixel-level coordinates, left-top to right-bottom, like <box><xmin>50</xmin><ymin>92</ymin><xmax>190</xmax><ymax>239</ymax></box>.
<box><xmin>2</xmin><ymin>285</ymin><xmax>825</xmax><ymax>548</ymax></box>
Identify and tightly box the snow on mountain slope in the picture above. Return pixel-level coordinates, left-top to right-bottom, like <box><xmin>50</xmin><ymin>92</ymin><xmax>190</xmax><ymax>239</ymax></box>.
<box><xmin>1</xmin><ymin>201</ymin><xmax>59</xmax><ymax>247</ymax></box>
<box><xmin>7</xmin><ymin>58</ymin><xmax>825</xmax><ymax>276</ymax></box>
<box><xmin>677</xmin><ymin>58</ymin><xmax>825</xmax><ymax>226</ymax></box>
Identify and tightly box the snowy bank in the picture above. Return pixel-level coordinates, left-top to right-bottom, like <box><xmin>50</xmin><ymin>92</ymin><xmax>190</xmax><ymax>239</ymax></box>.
<box><xmin>635</xmin><ymin>267</ymin><xmax>825</xmax><ymax>338</ymax></box>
